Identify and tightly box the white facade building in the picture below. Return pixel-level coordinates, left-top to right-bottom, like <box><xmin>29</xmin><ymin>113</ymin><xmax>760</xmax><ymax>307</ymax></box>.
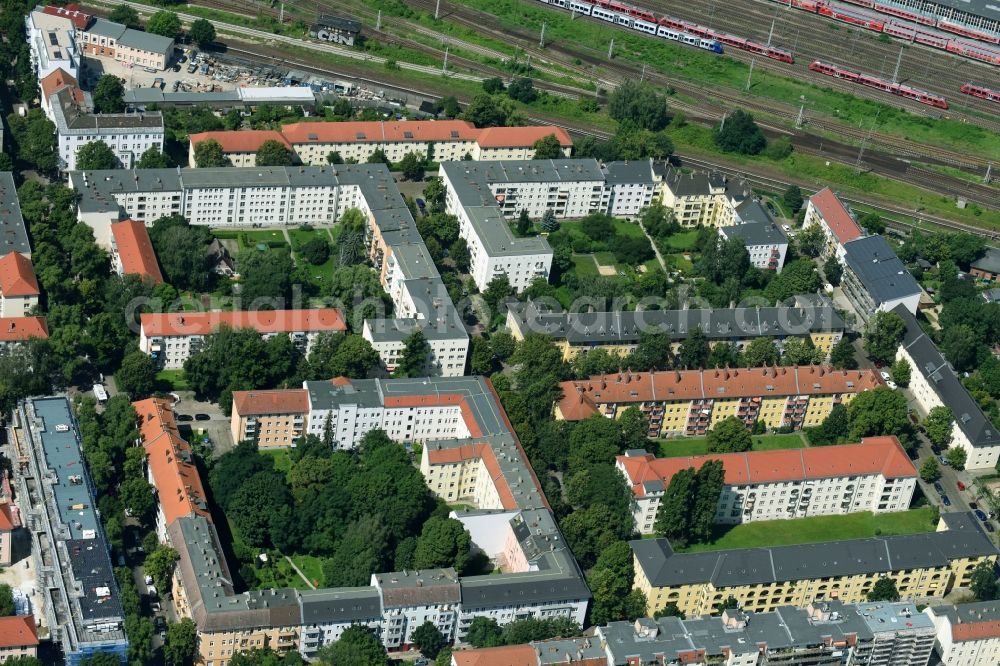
<box><xmin>604</xmin><ymin>160</ymin><xmax>657</xmax><ymax>218</ymax></box>
<box><xmin>26</xmin><ymin>6</ymin><xmax>83</xmax><ymax>83</ymax></box>
<box><xmin>618</xmin><ymin>437</ymin><xmax>918</xmax><ymax>535</ymax></box>
<box><xmin>138</xmin><ymin>310</ymin><xmax>346</xmax><ymax>370</ymax></box>
<box><xmin>718</xmin><ymin>218</ymin><xmax>789</xmax><ymax>272</ymax></box>
<box><xmin>0</xmin><ymin>252</ymin><xmax>40</xmax><ymax>317</ymax></box>
<box><xmin>804</xmin><ymin>187</ymin><xmax>864</xmax><ymax>261</ymax></box>
<box><xmin>926</xmin><ymin>601</ymin><xmax>1000</xmax><ymax>666</ymax></box>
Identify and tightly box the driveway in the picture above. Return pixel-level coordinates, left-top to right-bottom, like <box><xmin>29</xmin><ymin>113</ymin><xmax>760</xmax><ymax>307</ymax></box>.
<box><xmin>170</xmin><ymin>393</ymin><xmax>235</xmax><ymax>456</ymax></box>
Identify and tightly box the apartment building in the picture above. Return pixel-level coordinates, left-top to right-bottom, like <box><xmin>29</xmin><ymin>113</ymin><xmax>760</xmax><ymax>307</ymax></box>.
<box><xmin>633</xmin><ymin>511</ymin><xmax>997</xmax><ymax>618</ymax></box>
<box><xmin>78</xmin><ymin>17</ymin><xmax>173</xmax><ymax>70</ymax></box>
<box><xmin>0</xmin><ymin>252</ymin><xmax>40</xmax><ymax>317</ymax></box>
<box><xmin>69</xmin><ymin>164</ymin><xmax>469</xmax><ymax>375</ymax></box>
<box><xmin>841</xmin><ymin>236</ymin><xmax>922</xmax><ymax>320</ymax></box>
<box><xmin>507</xmin><ymin>300</ymin><xmax>846</xmax><ymax>362</ymax></box>
<box><xmin>618</xmin><ymin>436</ymin><xmax>917</xmax><ymax>534</ymax></box>
<box><xmin>12</xmin><ymin>397</ymin><xmax>128</xmax><ymax>665</ymax></box>
<box><xmin>555</xmin><ymin>365</ymin><xmax>882</xmax><ymax>437</ymax></box>
<box><xmin>229</xmin><ymin>390</ymin><xmax>310</xmax><ymax>449</ymax></box>
<box><xmin>926</xmin><ymin>600</ymin><xmax>1000</xmax><ymax>666</ymax></box>
<box><xmin>894</xmin><ymin>305</ymin><xmax>1000</xmax><ymax>470</ymax></box>
<box><xmin>0</xmin><ymin>317</ymin><xmax>49</xmax><ymax>349</ymax></box>
<box><xmin>138</xmin><ymin>310</ymin><xmax>346</xmax><ymax>370</ymax></box>
<box><xmin>0</xmin><ymin>172</ymin><xmax>31</xmax><ymax>258</ymax></box>
<box><xmin>452</xmin><ymin>638</ymin><xmax>605</xmax><ymax>666</ymax></box>
<box><xmin>109</xmin><ymin>220</ymin><xmax>163</xmax><ymax>284</ymax></box>
<box><xmin>0</xmin><ymin>616</ymin><xmax>40</xmax><ymax>662</ymax></box>
<box><xmin>157</xmin><ymin>377</ymin><xmax>588</xmax><ymax>663</ymax></box>
<box><xmin>803</xmin><ymin>187</ymin><xmax>864</xmax><ymax>261</ymax></box>
<box><xmin>602</xmin><ymin>160</ymin><xmax>657</xmax><ymax>218</ymax></box>
<box><xmin>970</xmin><ymin>246</ymin><xmax>1000</xmax><ymax>282</ymax></box>
<box><xmin>0</xmin><ymin>504</ymin><xmax>12</xmax><ymax>567</ymax></box>
<box><xmin>192</xmin><ymin>121</ymin><xmax>573</xmax><ymax>165</ymax></box>
<box><xmin>718</xmin><ymin>218</ymin><xmax>788</xmax><ymax>272</ymax></box>
<box><xmin>597</xmin><ymin>600</ymin><xmax>933</xmax><ymax>666</ymax></box>
<box><xmin>655</xmin><ymin>164</ymin><xmax>755</xmax><ymax>228</ymax></box>
<box><xmin>26</xmin><ymin>5</ymin><xmax>84</xmax><ymax>82</ymax></box>
<box><xmin>188</xmin><ymin>130</ymin><xmax>292</xmax><ymax>167</ymax></box>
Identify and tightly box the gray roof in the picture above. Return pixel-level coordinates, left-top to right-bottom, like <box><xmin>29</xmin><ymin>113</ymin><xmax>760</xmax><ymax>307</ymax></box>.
<box><xmin>928</xmin><ymin>599</ymin><xmax>1000</xmax><ymax>630</ymax></box>
<box><xmin>843</xmin><ymin>236</ymin><xmax>921</xmax><ymax>306</ymax></box>
<box><xmin>983</xmin><ymin>287</ymin><xmax>1000</xmax><ymax>303</ymax></box>
<box><xmin>894</xmin><ymin>304</ymin><xmax>999</xmax><ymax>449</ymax></box>
<box><xmin>299</xmin><ymin>587</ymin><xmax>381</xmax><ymax>624</ymax></box>
<box><xmin>508</xmin><ymin>300</ymin><xmax>845</xmax><ymax>345</ymax></box>
<box><xmin>86</xmin><ymin>18</ymin><xmax>126</xmax><ymax>40</ymax></box>
<box><xmin>0</xmin><ymin>172</ymin><xmax>30</xmax><ymax>255</ymax></box>
<box><xmin>971</xmin><ymin>247</ymin><xmax>1000</xmax><ymax>275</ymax></box>
<box><xmin>720</xmin><ymin>220</ymin><xmax>787</xmax><ymax>247</ymax></box>
<box><xmin>375</xmin><ymin>568</ymin><xmax>461</xmax><ymax>608</ymax></box>
<box><xmin>464</xmin><ymin>205</ymin><xmax>551</xmax><ymax>257</ymax></box>
<box><xmin>733</xmin><ymin>198</ymin><xmax>775</xmax><ymax>226</ymax></box>
<box><xmin>632</xmin><ymin>512</ymin><xmax>996</xmax><ymax>588</ymax></box>
<box><xmin>51</xmin><ymin>86</ymin><xmax>164</xmax><ymax>135</ymax></box>
<box><xmin>124</xmin><ymin>87</ymin><xmax>317</xmax><ymax>109</ymax></box>
<box><xmin>858</xmin><ymin>600</ymin><xmax>934</xmax><ymax>635</ymax></box>
<box><xmin>927</xmin><ymin>0</ymin><xmax>1000</xmax><ymax>23</ymax></box>
<box><xmin>116</xmin><ymin>26</ymin><xmax>174</xmax><ymax>56</ymax></box>
<box><xmin>657</xmin><ymin>164</ymin><xmax>752</xmax><ymax>202</ymax></box>
<box><xmin>315</xmin><ymin>14</ymin><xmax>362</xmax><ymax>32</ymax></box>
<box><xmin>603</xmin><ymin>159</ymin><xmax>654</xmax><ymax>185</ymax></box>
<box><xmin>533</xmin><ymin>637</ymin><xmax>606</xmax><ymax>664</ymax></box>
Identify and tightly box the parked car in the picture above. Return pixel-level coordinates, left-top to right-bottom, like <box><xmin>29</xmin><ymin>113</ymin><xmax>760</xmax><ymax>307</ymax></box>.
<box><xmin>880</xmin><ymin>371</ymin><xmax>891</xmax><ymax>381</ymax></box>
<box><xmin>177</xmin><ymin>54</ymin><xmax>187</xmax><ymax>63</ymax></box>
<box><xmin>957</xmin><ymin>481</ymin><xmax>967</xmax><ymax>491</ymax></box>
<box><xmin>195</xmin><ymin>413</ymin><xmax>211</xmax><ymax>421</ymax></box>
<box><xmin>187</xmin><ymin>63</ymin><xmax>198</xmax><ymax>73</ymax></box>
<box><xmin>885</xmin><ymin>380</ymin><xmax>898</xmax><ymax>390</ymax></box>
<box><xmin>986</xmin><ymin>522</ymin><xmax>995</xmax><ymax>533</ymax></box>
<box><xmin>975</xmin><ymin>509</ymin><xmax>989</xmax><ymax>521</ymax></box>
<box><xmin>153</xmin><ymin>616</ymin><xmax>167</xmax><ymax>632</ymax></box>
<box><xmin>933</xmin><ymin>481</ymin><xmax>944</xmax><ymax>493</ymax></box>
<box><xmin>177</xmin><ymin>414</ymin><xmax>194</xmax><ymax>422</ymax></box>
<box><xmin>941</xmin><ymin>494</ymin><xmax>952</xmax><ymax>507</ymax></box>
<box><xmin>970</xmin><ymin>501</ymin><xmax>978</xmax><ymax>510</ymax></box>
<box><xmin>939</xmin><ymin>455</ymin><xmax>950</xmax><ymax>466</ymax></box>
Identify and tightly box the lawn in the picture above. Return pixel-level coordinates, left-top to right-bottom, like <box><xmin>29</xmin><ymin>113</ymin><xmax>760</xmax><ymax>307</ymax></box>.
<box><xmin>154</xmin><ymin>369</ymin><xmax>188</xmax><ymax>391</ymax></box>
<box><xmin>289</xmin><ymin>554</ymin><xmax>325</xmax><ymax>588</ymax></box>
<box><xmin>289</xmin><ymin>228</ymin><xmax>337</xmax><ymax>292</ymax></box>
<box><xmin>663</xmin><ymin>231</ymin><xmax>700</xmax><ymax>252</ymax></box>
<box><xmin>679</xmin><ymin>507</ymin><xmax>939</xmax><ymax>553</ymax></box>
<box><xmin>288</xmin><ymin>227</ymin><xmax>334</xmax><ymax>252</ymax></box>
<box><xmin>663</xmin><ymin>253</ymin><xmax>695</xmax><ymax>274</ymax></box>
<box><xmin>571</xmin><ymin>254</ymin><xmax>599</xmax><ymax>277</ymax></box>
<box><xmin>657</xmin><ymin>433</ymin><xmax>806</xmax><ymax>458</ymax></box>
<box><xmin>593</xmin><ymin>251</ymin><xmax>618</xmax><ymax>267</ymax></box>
<box><xmin>259</xmin><ymin>448</ymin><xmax>293</xmax><ymax>475</ymax></box>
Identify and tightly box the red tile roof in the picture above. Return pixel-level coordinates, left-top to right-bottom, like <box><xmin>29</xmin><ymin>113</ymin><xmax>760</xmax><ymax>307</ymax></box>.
<box><xmin>0</xmin><ymin>616</ymin><xmax>39</xmax><ymax>649</ymax></box>
<box><xmin>189</xmin><ymin>130</ymin><xmax>290</xmax><ymax>154</ymax></box>
<box><xmin>810</xmin><ymin>187</ymin><xmax>863</xmax><ymax>245</ymax></box>
<box><xmin>0</xmin><ymin>503</ymin><xmax>13</xmax><ymax>531</ymax></box>
<box><xmin>476</xmin><ymin>125</ymin><xmax>572</xmax><ymax>148</ymax></box>
<box><xmin>111</xmin><ymin>220</ymin><xmax>163</xmax><ymax>285</ymax></box>
<box><xmin>952</xmin><ymin>619</ymin><xmax>1000</xmax><ymax>642</ymax></box>
<box><xmin>231</xmin><ymin>389</ymin><xmax>309</xmax><ymax>417</ymax></box>
<box><xmin>0</xmin><ymin>252</ymin><xmax>40</xmax><ymax>297</ymax></box>
<box><xmin>0</xmin><ymin>317</ymin><xmax>48</xmax><ymax>342</ymax></box>
<box><xmin>556</xmin><ymin>366</ymin><xmax>883</xmax><ymax>421</ymax></box>
<box><xmin>40</xmin><ymin>68</ymin><xmax>84</xmax><ymax>105</ymax></box>
<box><xmin>452</xmin><ymin>644</ymin><xmax>538</xmax><ymax>666</ymax></box>
<box><xmin>140</xmin><ymin>309</ymin><xmax>346</xmax><ymax>337</ymax></box>
<box><xmin>134</xmin><ymin>398</ymin><xmax>212</xmax><ymax>526</ymax></box>
<box><xmin>280</xmin><ymin>119</ymin><xmax>480</xmax><ymax>145</ymax></box>
<box><xmin>618</xmin><ymin>436</ymin><xmax>916</xmax><ymax>495</ymax></box>
<box><xmin>41</xmin><ymin>4</ymin><xmax>92</xmax><ymax>30</ymax></box>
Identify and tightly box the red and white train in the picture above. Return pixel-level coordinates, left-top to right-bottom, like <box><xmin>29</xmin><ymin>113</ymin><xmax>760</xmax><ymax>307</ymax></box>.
<box><xmin>536</xmin><ymin>0</ymin><xmax>796</xmax><ymax>62</ymax></box>
<box><xmin>833</xmin><ymin>0</ymin><xmax>1000</xmax><ymax>44</ymax></box>
<box><xmin>772</xmin><ymin>0</ymin><xmax>1000</xmax><ymax>65</ymax></box>
<box><xmin>809</xmin><ymin>60</ymin><xmax>949</xmax><ymax>108</ymax></box>
<box><xmin>960</xmin><ymin>82</ymin><xmax>1000</xmax><ymax>103</ymax></box>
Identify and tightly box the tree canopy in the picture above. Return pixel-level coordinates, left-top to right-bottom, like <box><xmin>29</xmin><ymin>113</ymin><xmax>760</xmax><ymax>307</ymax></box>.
<box><xmin>608</xmin><ymin>81</ymin><xmax>669</xmax><ymax>131</ymax></box>
<box><xmin>76</xmin><ymin>140</ymin><xmax>119</xmax><ymax>170</ymax></box>
<box><xmin>533</xmin><ymin>134</ymin><xmax>564</xmax><ymax>159</ymax></box>
<box><xmin>863</xmin><ymin>311</ymin><xmax>906</xmax><ymax>364</ymax></box>
<box><xmin>706</xmin><ymin>417</ymin><xmax>752</xmax><ymax>453</ymax></box>
<box><xmin>714</xmin><ymin>110</ymin><xmax>766</xmax><ymax>155</ymax></box>
<box><xmin>146</xmin><ymin>10</ymin><xmax>182</xmax><ymax>38</ymax></box>
<box><xmin>256</xmin><ymin>139</ymin><xmax>294</xmax><ymax>166</ymax></box>
<box><xmin>189</xmin><ymin>18</ymin><xmax>216</xmax><ymax>45</ymax></box>
<box><xmin>193</xmin><ymin>139</ymin><xmax>229</xmax><ymax>167</ymax></box>
<box><xmin>147</xmin><ymin>215</ymin><xmax>215</xmax><ymax>292</ymax></box>
<box><xmin>92</xmin><ymin>74</ymin><xmax>125</xmax><ymax>114</ymax></box>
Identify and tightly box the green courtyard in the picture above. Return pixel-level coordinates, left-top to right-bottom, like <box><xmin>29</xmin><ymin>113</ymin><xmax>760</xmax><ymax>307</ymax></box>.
<box><xmin>656</xmin><ymin>433</ymin><xmax>806</xmax><ymax>458</ymax></box>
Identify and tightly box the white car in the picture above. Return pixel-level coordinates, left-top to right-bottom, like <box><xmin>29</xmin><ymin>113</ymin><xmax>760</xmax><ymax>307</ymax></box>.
<box><xmin>880</xmin><ymin>371</ymin><xmax>891</xmax><ymax>381</ymax></box>
<box><xmin>782</xmin><ymin>224</ymin><xmax>792</xmax><ymax>232</ymax></box>
<box><xmin>886</xmin><ymin>380</ymin><xmax>898</xmax><ymax>390</ymax></box>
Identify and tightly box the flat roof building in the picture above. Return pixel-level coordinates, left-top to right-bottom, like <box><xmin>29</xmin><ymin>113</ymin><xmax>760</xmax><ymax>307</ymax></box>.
<box><xmin>841</xmin><ymin>235</ymin><xmax>922</xmax><ymax>320</ymax></box>
<box><xmin>0</xmin><ymin>172</ymin><xmax>31</xmax><ymax>257</ymax></box>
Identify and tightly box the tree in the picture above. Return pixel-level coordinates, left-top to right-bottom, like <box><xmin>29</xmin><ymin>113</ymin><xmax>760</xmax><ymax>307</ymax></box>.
<box><xmin>807</xmin><ymin>403</ymin><xmax>850</xmax><ymax>446</ymax></box>
<box><xmin>116</xmin><ymin>350</ymin><xmax>157</xmax><ymax>398</ymax></box>
<box><xmin>945</xmin><ymin>446</ymin><xmax>967</xmax><ymax>471</ymax></box>
<box><xmin>823</xmin><ymin>255</ymin><xmax>843</xmax><ymax>286</ymax></box>
<box><xmin>608</xmin><ymin>81</ymin><xmax>669</xmax><ymax>131</ymax></box>
<box><xmin>413</xmin><ymin>516</ymin><xmax>472</xmax><ymax>573</ymax></box>
<box><xmin>0</xmin><ymin>583</ymin><xmax>13</xmax><ymax>615</ymax></box>
<box><xmin>164</xmin><ymin>618</ymin><xmax>198</xmax><ymax>666</ymax></box>
<box><xmin>316</xmin><ymin>625</ymin><xmax>389</xmax><ymax>666</ymax></box>
<box><xmin>942</xmin><ymin>324</ymin><xmax>980</xmax><ymax>372</ymax></box>
<box><xmin>890</xmin><ymin>358</ymin><xmax>911</xmax><ymax>387</ymax></box>
<box><xmin>533</xmin><ymin>134</ymin><xmax>564</xmax><ymax>159</ymax></box>
<box><xmin>714</xmin><ymin>109</ymin><xmax>766</xmax><ymax>155</ymax></box>
<box><xmin>588</xmin><ymin>541</ymin><xmax>647</xmax><ymax>625</ymax></box>
<box><xmin>235</xmin><ymin>250</ymin><xmax>295</xmax><ymax>306</ymax></box>
<box><xmin>125</xmin><ymin>615</ymin><xmax>156</xmax><ymax>666</ymax></box>
<box><xmin>763</xmin><ymin>258</ymin><xmax>820</xmax><ymax>302</ymax></box>
<box><xmin>79</xmin><ymin>655</ymin><xmax>121</xmax><ymax>666</ymax></box>
<box><xmin>970</xmin><ymin>561</ymin><xmax>999</xmax><ymax>601</ymax></box>
<box><xmin>255</xmin><ymin>139</ymin><xmax>294</xmax><ymax>166</ymax></box>
<box><xmin>109</xmin><ymin>4</ymin><xmax>141</xmax><ymax>27</ymax></box>
<box><xmin>228</xmin><ymin>470</ymin><xmax>291</xmax><ymax>547</ymax></box>
<box><xmin>482</xmin><ymin>77</ymin><xmax>505</xmax><ymax>94</ymax></box>
<box><xmin>300</xmin><ymin>237</ymin><xmax>330</xmax><ymax>266</ymax></box>
<box><xmin>858</xmin><ymin>212</ymin><xmax>886</xmax><ymax>235</ymax></box>
<box><xmin>92</xmin><ymin>75</ymin><xmax>126</xmax><ymax>114</ymax></box>
<box><xmin>863</xmin><ymin>311</ymin><xmax>906</xmax><ymax>364</ymax></box>
<box><xmin>189</xmin><ymin>18</ymin><xmax>216</xmax><ymax>46</ymax></box>
<box><xmin>466</xmin><ymin>617</ymin><xmax>503</xmax><ymax>648</ymax></box>
<box><xmin>399</xmin><ymin>152</ymin><xmax>426</xmax><ymax>181</ymax></box>
<box><xmin>706</xmin><ymin>416</ymin><xmax>752</xmax><ymax>453</ymax></box>
<box><xmin>829</xmin><ymin>336</ymin><xmax>857</xmax><ymax>369</ymax></box>
<box><xmin>743</xmin><ymin>338</ymin><xmax>779</xmax><ymax>367</ymax></box>
<box><xmin>423</xmin><ymin>177</ymin><xmax>447</xmax><ymax>214</ymax></box>
<box><xmin>450</xmin><ymin>238</ymin><xmax>470</xmax><ymax>272</ymax></box>
<box><xmin>395</xmin><ymin>329</ymin><xmax>431</xmax><ymax>377</ymax></box>
<box><xmin>147</xmin><ymin>10</ymin><xmax>182</xmax><ymax>38</ymax></box>
<box><xmin>147</xmin><ymin>215</ymin><xmax>214</xmax><ymax>292</ymax></box>
<box><xmin>507</xmin><ymin>77</ymin><xmax>537</xmax><ymax>103</ymax></box>
<box><xmin>137</xmin><ymin>146</ymin><xmax>173</xmax><ymax>168</ymax></box>
<box><xmin>781</xmin><ymin>337</ymin><xmax>822</xmax><ymax>366</ymax></box>
<box><xmin>193</xmin><ymin>139</ymin><xmax>229</xmax><ymax>167</ymax></box>
<box><xmin>464</xmin><ymin>93</ymin><xmax>524</xmax><ymax>127</ymax></box>
<box><xmin>919</xmin><ymin>457</ymin><xmax>940</xmax><ymax>483</ymax></box>
<box><xmin>7</xmin><ymin>109</ymin><xmax>57</xmax><ymax>173</ymax></box>
<box><xmin>867</xmin><ymin>577</ymin><xmax>900</xmax><ymax>602</ymax></box>
<box><xmin>76</xmin><ymin>140</ymin><xmax>119</xmax><ymax>170</ymax></box>
<box><xmin>540</xmin><ymin>209</ymin><xmax>559</xmax><ymax>233</ymax></box>
<box><xmin>923</xmin><ymin>406</ymin><xmax>954</xmax><ymax>448</ymax></box>
<box><xmin>690</xmin><ymin>461</ymin><xmax>725</xmax><ymax>543</ymax></box>
<box><xmin>848</xmin><ymin>388</ymin><xmax>910</xmax><ymax>442</ymax></box>
<box><xmin>795</xmin><ymin>224</ymin><xmax>826</xmax><ymax>258</ymax></box>
<box><xmin>678</xmin><ymin>326</ymin><xmax>710</xmax><ymax>369</ymax></box>
<box><xmin>655</xmin><ymin>467</ymin><xmax>696</xmax><ymax>543</ymax></box>
<box><xmin>782</xmin><ymin>185</ymin><xmax>804</xmax><ymax>213</ymax></box>
<box><xmin>120</xmin><ymin>477</ymin><xmax>155</xmax><ymax>522</ymax></box>
<box><xmin>411</xmin><ymin>621</ymin><xmax>447</xmax><ymax>659</ymax></box>
<box><xmin>327</xmin><ymin>151</ymin><xmax>343</xmax><ymax>164</ymax></box>
<box><xmin>367</xmin><ymin>149</ymin><xmax>389</xmax><ymax>164</ymax></box>
<box><xmin>144</xmin><ymin>545</ymin><xmax>179</xmax><ymax>593</ymax></box>
<box><xmin>516</xmin><ymin>209</ymin><xmax>532</xmax><ymax>236</ymax></box>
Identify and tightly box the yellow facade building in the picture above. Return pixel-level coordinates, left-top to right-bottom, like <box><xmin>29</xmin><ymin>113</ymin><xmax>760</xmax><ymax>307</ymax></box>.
<box><xmin>632</xmin><ymin>513</ymin><xmax>997</xmax><ymax>618</ymax></box>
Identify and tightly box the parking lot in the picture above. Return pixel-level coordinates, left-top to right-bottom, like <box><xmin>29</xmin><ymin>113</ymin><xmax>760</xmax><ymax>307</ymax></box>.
<box><xmin>169</xmin><ymin>392</ymin><xmax>235</xmax><ymax>456</ymax></box>
<box><xmin>81</xmin><ymin>49</ymin><xmax>243</xmax><ymax>94</ymax></box>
